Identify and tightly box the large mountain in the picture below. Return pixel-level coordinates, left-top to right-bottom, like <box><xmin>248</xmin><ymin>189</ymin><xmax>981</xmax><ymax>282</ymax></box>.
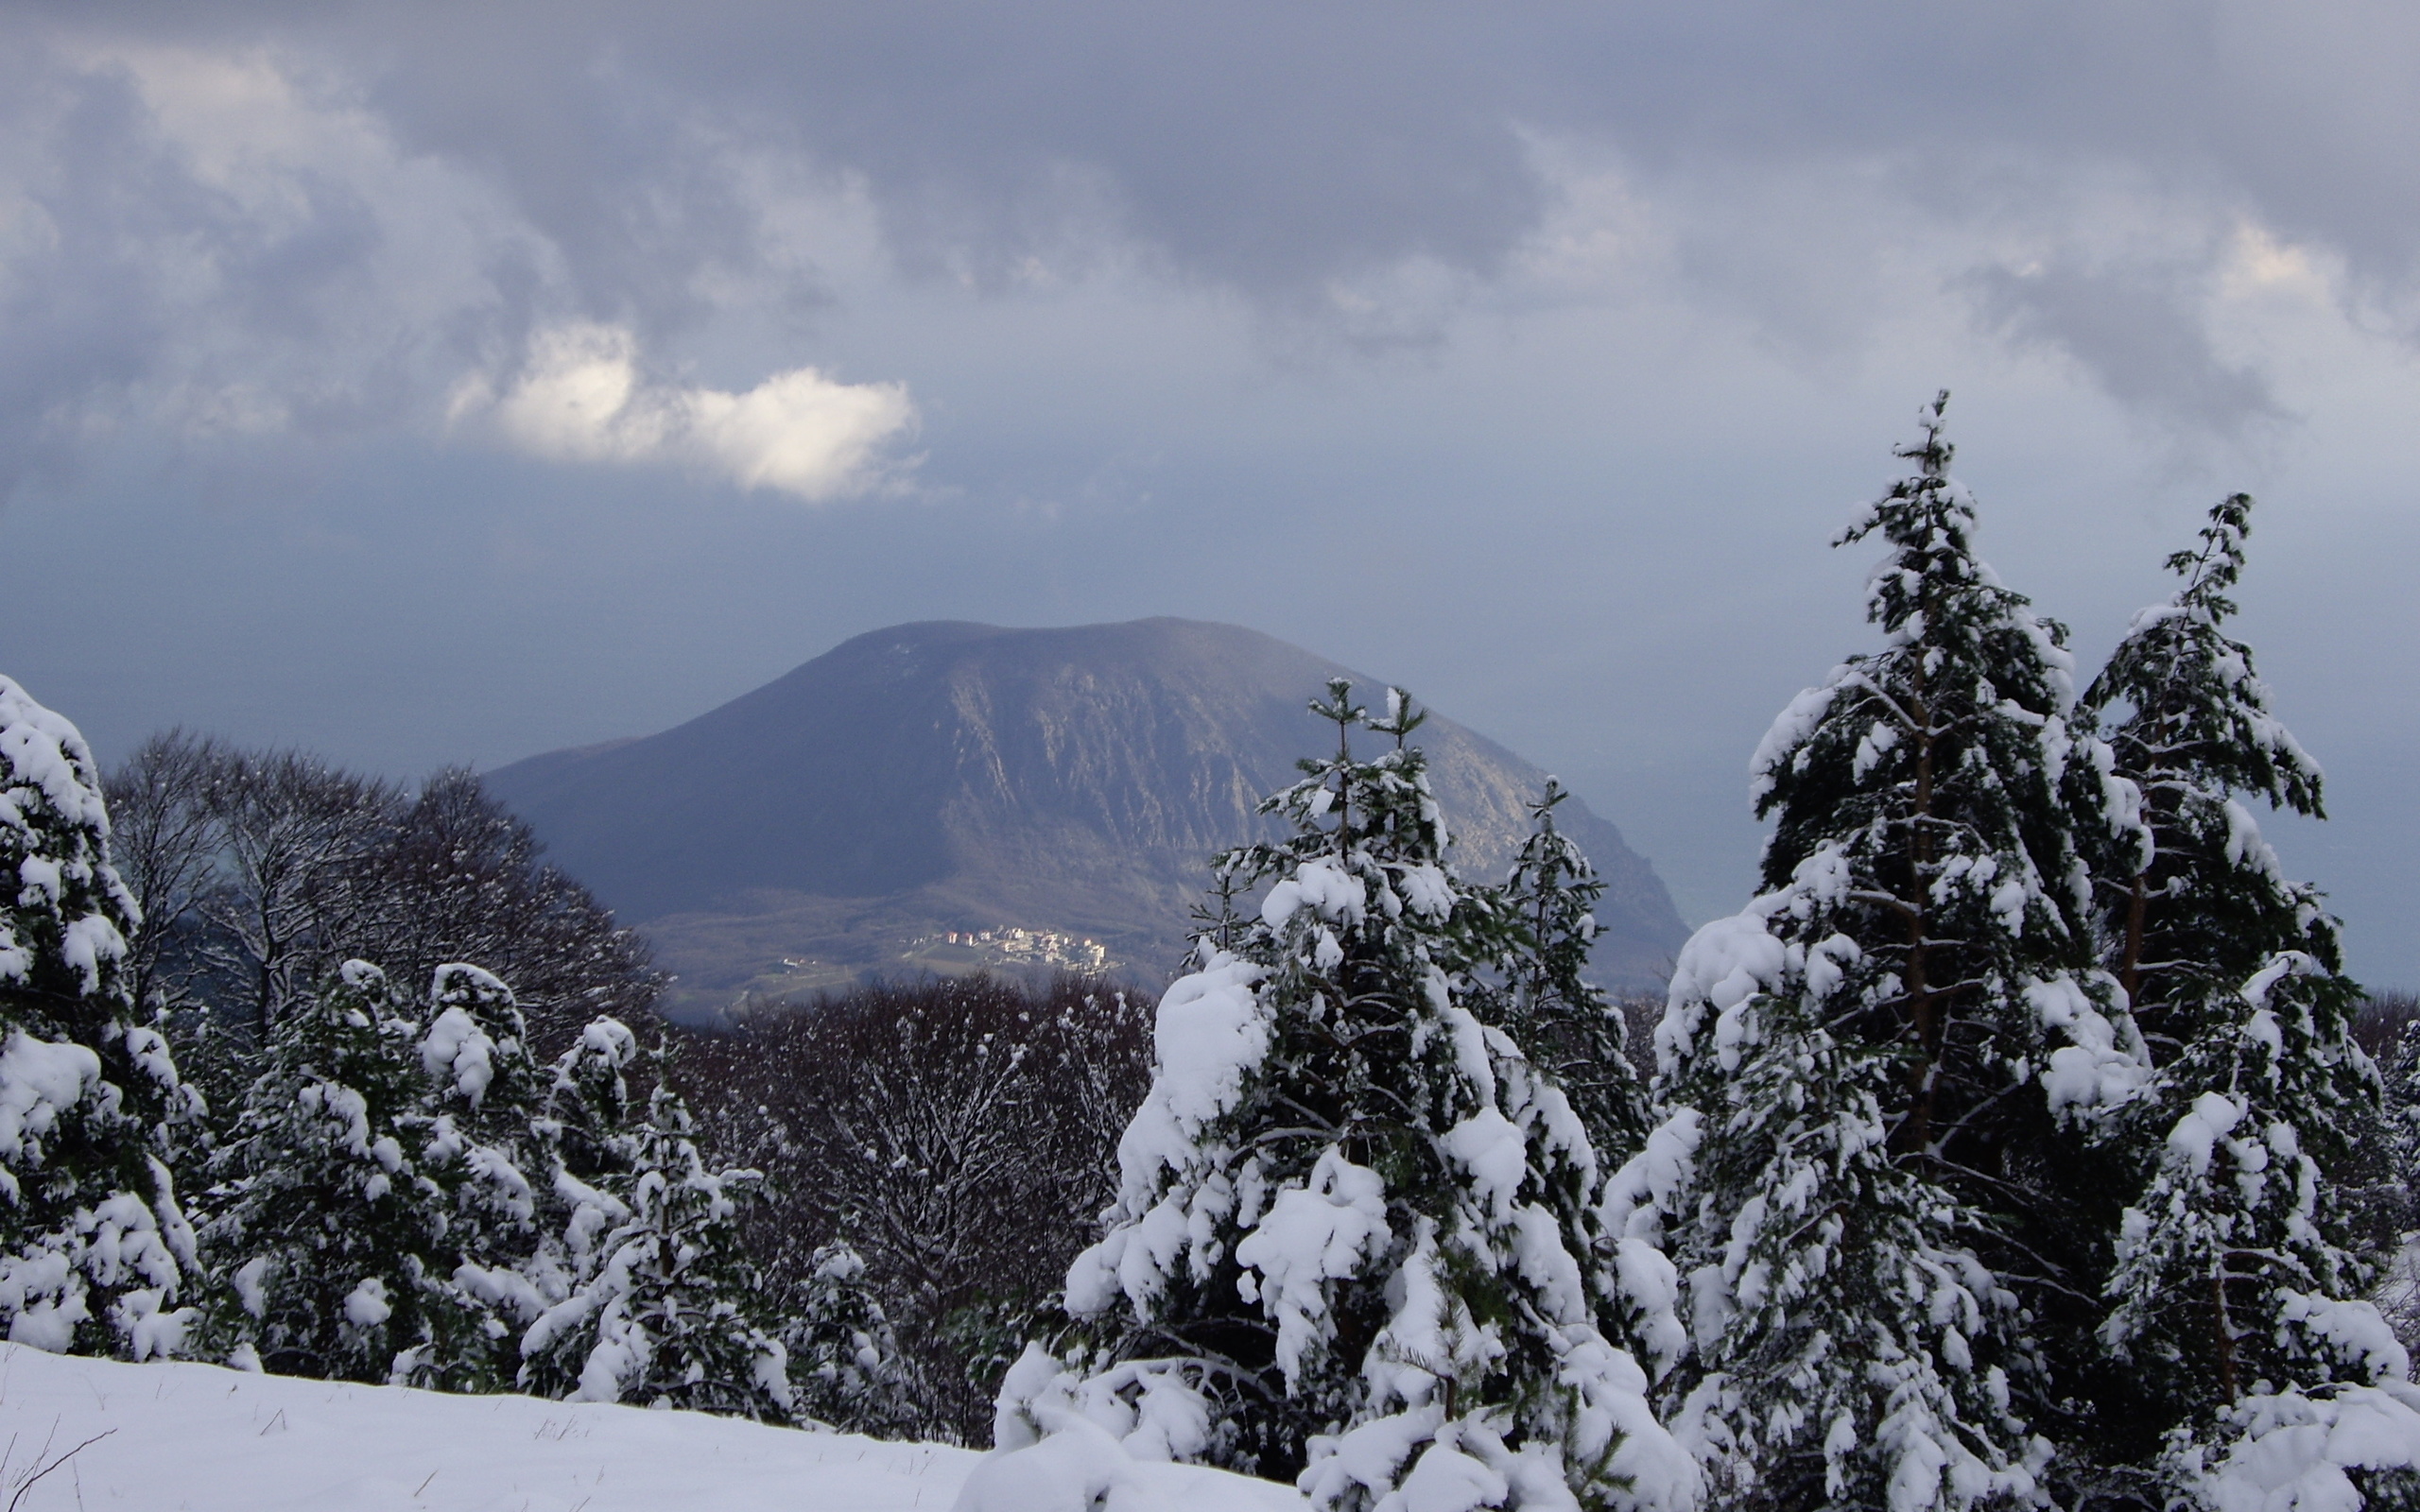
<box><xmin>487</xmin><ymin>619</ymin><xmax>1686</xmax><ymax>1016</ymax></box>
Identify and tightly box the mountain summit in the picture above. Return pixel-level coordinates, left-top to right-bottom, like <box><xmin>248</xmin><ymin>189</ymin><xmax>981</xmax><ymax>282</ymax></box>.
<box><xmin>487</xmin><ymin>618</ymin><xmax>1686</xmax><ymax>1013</ymax></box>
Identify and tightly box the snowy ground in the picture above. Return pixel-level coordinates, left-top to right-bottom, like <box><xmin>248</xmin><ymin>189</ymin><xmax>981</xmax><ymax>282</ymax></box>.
<box><xmin>0</xmin><ymin>1344</ymin><xmax>1299</xmax><ymax>1512</ymax></box>
<box><xmin>0</xmin><ymin>1344</ymin><xmax>969</xmax><ymax>1510</ymax></box>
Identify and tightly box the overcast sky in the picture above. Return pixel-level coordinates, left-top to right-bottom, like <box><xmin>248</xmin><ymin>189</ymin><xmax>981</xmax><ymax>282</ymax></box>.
<box><xmin>3</xmin><ymin>2</ymin><xmax>2415</xmax><ymax>984</ymax></box>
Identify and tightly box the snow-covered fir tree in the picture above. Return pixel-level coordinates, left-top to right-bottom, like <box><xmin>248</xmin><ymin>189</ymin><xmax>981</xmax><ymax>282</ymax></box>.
<box><xmin>0</xmin><ymin>674</ymin><xmax>203</xmax><ymax>1360</ymax></box>
<box><xmin>782</xmin><ymin>1242</ymin><xmax>916</xmax><ymax>1435</ymax></box>
<box><xmin>2098</xmin><ymin>956</ymin><xmax>2411</xmax><ymax>1491</ymax></box>
<box><xmin>1046</xmin><ymin>681</ymin><xmax>1694</xmax><ymax>1512</ymax></box>
<box><xmin>1653</xmin><ymin>919</ymin><xmax>2045</xmax><ymax>1512</ymax></box>
<box><xmin>521</xmin><ymin>1058</ymin><xmax>797</xmax><ymax>1421</ymax></box>
<box><xmin>214</xmin><ymin>960</ymin><xmax>580</xmax><ymax>1390</ymax></box>
<box><xmin>2079</xmin><ymin>497</ymin><xmax>2411</xmax><ymax>1503</ymax></box>
<box><xmin>2378</xmin><ymin>1018</ymin><xmax>2420</xmax><ymax>1358</ymax></box>
<box><xmin>531</xmin><ymin>1012</ymin><xmax>647</xmax><ymax>1273</ymax></box>
<box><xmin>2076</xmin><ymin>494</ymin><xmax>2336</xmax><ymax>1050</ymax></box>
<box><xmin>1492</xmin><ymin>781</ymin><xmax>1649</xmax><ymax>1173</ymax></box>
<box><xmin>205</xmin><ymin>959</ymin><xmax>457</xmax><ymax>1380</ymax></box>
<box><xmin>1648</xmin><ymin>395</ymin><xmax>2149</xmax><ymax>1510</ymax></box>
<box><xmin>396</xmin><ymin>962</ymin><xmax>549</xmax><ymax>1391</ymax></box>
<box><xmin>514</xmin><ymin>1024</ymin><xmax>903</xmax><ymax>1429</ymax></box>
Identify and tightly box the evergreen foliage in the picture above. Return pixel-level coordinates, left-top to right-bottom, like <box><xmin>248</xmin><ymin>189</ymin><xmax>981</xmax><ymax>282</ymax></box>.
<box><xmin>206</xmin><ymin>962</ymin><xmax>904</xmax><ymax>1426</ymax></box>
<box><xmin>17</xmin><ymin>415</ymin><xmax>2420</xmax><ymax>1509</ymax></box>
<box><xmin>3</xmin><ymin>675</ymin><xmax>908</xmax><ymax>1432</ymax></box>
<box><xmin>2077</xmin><ymin>496</ymin><xmax>2402</xmax><ymax>1502</ymax></box>
<box><xmin>394</xmin><ymin>962</ymin><xmax>551</xmax><ymax>1392</ymax></box>
<box><xmin>2100</xmin><ymin>956</ymin><xmax>2396</xmax><ymax>1417</ymax></box>
<box><xmin>206</xmin><ymin>959</ymin><xmax>457</xmax><ymax>1381</ymax></box>
<box><xmin>1051</xmin><ymin>682</ymin><xmax>1693</xmax><ymax>1512</ymax></box>
<box><xmin>1655</xmin><ymin>924</ymin><xmax>2044</xmax><ymax>1512</ymax></box>
<box><xmin>2076</xmin><ymin>495</ymin><xmax>2336</xmax><ymax>1048</ymax></box>
<box><xmin>1649</xmin><ymin>396</ymin><xmax>2148</xmax><ymax>1510</ymax></box>
<box><xmin>0</xmin><ymin>675</ymin><xmax>202</xmax><ymax>1360</ymax></box>
<box><xmin>2378</xmin><ymin>1018</ymin><xmax>2420</xmax><ymax>1357</ymax></box>
<box><xmin>209</xmin><ymin>959</ymin><xmax>558</xmax><ymax>1390</ymax></box>
<box><xmin>521</xmin><ymin>1062</ymin><xmax>796</xmax><ymax>1420</ymax></box>
<box><xmin>1493</xmin><ymin>781</ymin><xmax>1650</xmax><ymax>1172</ymax></box>
<box><xmin>782</xmin><ymin>1242</ymin><xmax>918</xmax><ymax>1434</ymax></box>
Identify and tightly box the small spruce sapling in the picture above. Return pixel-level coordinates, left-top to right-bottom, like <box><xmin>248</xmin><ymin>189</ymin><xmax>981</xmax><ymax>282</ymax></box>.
<box><xmin>395</xmin><ymin>963</ymin><xmax>549</xmax><ymax>1391</ymax></box>
<box><xmin>784</xmin><ymin>1243</ymin><xmax>916</xmax><ymax>1435</ymax></box>
<box><xmin>520</xmin><ymin>1046</ymin><xmax>795</xmax><ymax>1420</ymax></box>
<box><xmin>1493</xmin><ymin>780</ymin><xmax>1649</xmax><ymax>1171</ymax></box>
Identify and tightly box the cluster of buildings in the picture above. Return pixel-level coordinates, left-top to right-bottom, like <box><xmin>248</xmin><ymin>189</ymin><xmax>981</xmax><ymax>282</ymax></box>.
<box><xmin>924</xmin><ymin>926</ymin><xmax>1112</xmax><ymax>972</ymax></box>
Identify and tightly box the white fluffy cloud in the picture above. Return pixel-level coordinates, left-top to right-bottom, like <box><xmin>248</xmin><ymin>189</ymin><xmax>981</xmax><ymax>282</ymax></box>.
<box><xmin>470</xmin><ymin>324</ymin><xmax>916</xmax><ymax>502</ymax></box>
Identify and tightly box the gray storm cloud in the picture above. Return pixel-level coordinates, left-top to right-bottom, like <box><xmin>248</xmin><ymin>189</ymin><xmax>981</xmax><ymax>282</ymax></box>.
<box><xmin>1964</xmin><ymin>256</ymin><xmax>2289</xmax><ymax>438</ymax></box>
<box><xmin>9</xmin><ymin>2</ymin><xmax>2420</xmax><ymax>448</ymax></box>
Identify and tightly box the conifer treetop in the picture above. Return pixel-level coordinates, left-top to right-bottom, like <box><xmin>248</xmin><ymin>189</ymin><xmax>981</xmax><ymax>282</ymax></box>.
<box><xmin>0</xmin><ymin>675</ymin><xmax>199</xmax><ymax>1364</ymax></box>
<box><xmin>1648</xmin><ymin>397</ymin><xmax>2159</xmax><ymax>1510</ymax></box>
<box><xmin>0</xmin><ymin>675</ymin><xmax>142</xmax><ymax>1022</ymax></box>
<box><xmin>1495</xmin><ymin>779</ymin><xmax>1648</xmax><ymax>1161</ymax></box>
<box><xmin>2081</xmin><ymin>493</ymin><xmax>2340</xmax><ymax>1008</ymax></box>
<box><xmin>1748</xmin><ymin>391</ymin><xmax>2105</xmax><ymax>980</ymax></box>
<box><xmin>1825</xmin><ymin>391</ymin><xmax>2073</xmax><ymax>706</ymax></box>
<box><xmin>1056</xmin><ymin>680</ymin><xmax>1694</xmax><ymax>1512</ymax></box>
<box><xmin>2084</xmin><ymin>493</ymin><xmax>2324</xmax><ymax>821</ymax></box>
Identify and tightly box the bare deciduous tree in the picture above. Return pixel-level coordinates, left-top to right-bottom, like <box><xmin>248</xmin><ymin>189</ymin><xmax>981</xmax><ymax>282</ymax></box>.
<box><xmin>683</xmin><ymin>973</ymin><xmax>1151</xmax><ymax>1441</ymax></box>
<box><xmin>105</xmin><ymin>730</ymin><xmax>230</xmax><ymax>1014</ymax></box>
<box><xmin>353</xmin><ymin>768</ymin><xmax>659</xmax><ymax>1051</ymax></box>
<box><xmin>196</xmin><ymin>750</ymin><xmax>403</xmax><ymax>1032</ymax></box>
<box><xmin>105</xmin><ymin>740</ymin><xmax>659</xmax><ymax>1056</ymax></box>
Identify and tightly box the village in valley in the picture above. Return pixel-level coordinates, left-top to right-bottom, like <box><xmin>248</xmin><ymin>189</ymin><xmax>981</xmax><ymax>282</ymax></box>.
<box><xmin>905</xmin><ymin>927</ymin><xmax>1114</xmax><ymax>975</ymax></box>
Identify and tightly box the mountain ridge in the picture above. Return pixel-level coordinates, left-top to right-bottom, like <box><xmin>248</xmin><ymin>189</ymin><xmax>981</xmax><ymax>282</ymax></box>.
<box><xmin>487</xmin><ymin>618</ymin><xmax>1686</xmax><ymax>1014</ymax></box>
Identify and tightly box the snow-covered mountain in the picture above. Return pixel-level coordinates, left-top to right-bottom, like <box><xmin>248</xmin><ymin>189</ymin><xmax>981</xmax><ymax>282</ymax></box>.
<box><xmin>487</xmin><ymin>618</ymin><xmax>1686</xmax><ymax>1016</ymax></box>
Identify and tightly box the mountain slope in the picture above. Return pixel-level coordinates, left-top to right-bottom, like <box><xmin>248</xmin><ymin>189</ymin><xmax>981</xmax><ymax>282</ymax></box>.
<box><xmin>487</xmin><ymin>619</ymin><xmax>1686</xmax><ymax>1010</ymax></box>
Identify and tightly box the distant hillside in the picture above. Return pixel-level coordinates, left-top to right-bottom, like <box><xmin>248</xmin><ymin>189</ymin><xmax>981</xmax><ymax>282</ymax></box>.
<box><xmin>487</xmin><ymin>619</ymin><xmax>1687</xmax><ymax>1017</ymax></box>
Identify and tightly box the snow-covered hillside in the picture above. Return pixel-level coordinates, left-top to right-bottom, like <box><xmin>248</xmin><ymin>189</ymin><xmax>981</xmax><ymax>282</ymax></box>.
<box><xmin>0</xmin><ymin>1345</ymin><xmax>1300</xmax><ymax>1512</ymax></box>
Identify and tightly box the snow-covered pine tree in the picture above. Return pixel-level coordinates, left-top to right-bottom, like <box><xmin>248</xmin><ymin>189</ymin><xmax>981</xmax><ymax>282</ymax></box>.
<box><xmin>1648</xmin><ymin>395</ymin><xmax>2147</xmax><ymax>1510</ymax></box>
<box><xmin>1493</xmin><ymin>781</ymin><xmax>1650</xmax><ymax>1175</ymax></box>
<box><xmin>520</xmin><ymin>1056</ymin><xmax>795</xmax><ymax>1421</ymax></box>
<box><xmin>536</xmin><ymin>1013</ymin><xmax>645</xmax><ymax>1243</ymax></box>
<box><xmin>1652</xmin><ymin>917</ymin><xmax>2043</xmax><ymax>1511</ymax></box>
<box><xmin>2077</xmin><ymin>495</ymin><xmax>2335</xmax><ymax>1049</ymax></box>
<box><xmin>0</xmin><ymin>675</ymin><xmax>202</xmax><ymax>1359</ymax></box>
<box><xmin>783</xmin><ymin>1243</ymin><xmax>917</xmax><ymax>1435</ymax></box>
<box><xmin>1050</xmin><ymin>682</ymin><xmax>1693</xmax><ymax>1512</ymax></box>
<box><xmin>478</xmin><ymin>1013</ymin><xmax>646</xmax><ymax>1396</ymax></box>
<box><xmin>1492</xmin><ymin>782</ymin><xmax>1686</xmax><ymax>1391</ymax></box>
<box><xmin>2379</xmin><ymin>1020</ymin><xmax>2420</xmax><ymax>1357</ymax></box>
<box><xmin>2099</xmin><ymin>955</ymin><xmax>2412</xmax><ymax>1498</ymax></box>
<box><xmin>2081</xmin><ymin>497</ymin><xmax>2410</xmax><ymax>1499</ymax></box>
<box><xmin>207</xmin><ymin>959</ymin><xmax>455</xmax><ymax>1380</ymax></box>
<box><xmin>395</xmin><ymin>962</ymin><xmax>550</xmax><ymax>1391</ymax></box>
<box><xmin>513</xmin><ymin>1022</ymin><xmax>904</xmax><ymax>1429</ymax></box>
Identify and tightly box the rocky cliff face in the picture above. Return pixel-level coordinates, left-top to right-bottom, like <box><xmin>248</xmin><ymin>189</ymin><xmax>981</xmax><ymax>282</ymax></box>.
<box><xmin>487</xmin><ymin>619</ymin><xmax>1686</xmax><ymax>1015</ymax></box>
